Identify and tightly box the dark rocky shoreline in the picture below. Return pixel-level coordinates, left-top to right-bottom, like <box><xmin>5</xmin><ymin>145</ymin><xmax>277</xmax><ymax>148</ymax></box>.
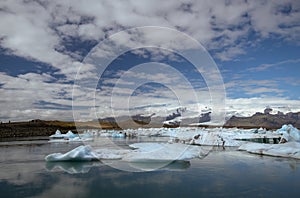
<box><xmin>0</xmin><ymin>120</ymin><xmax>77</xmax><ymax>138</ymax></box>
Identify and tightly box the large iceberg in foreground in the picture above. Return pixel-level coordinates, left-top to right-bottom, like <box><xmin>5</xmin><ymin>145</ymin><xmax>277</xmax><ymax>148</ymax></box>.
<box><xmin>45</xmin><ymin>145</ymin><xmax>98</xmax><ymax>162</ymax></box>
<box><xmin>238</xmin><ymin>142</ymin><xmax>300</xmax><ymax>159</ymax></box>
<box><xmin>45</xmin><ymin>143</ymin><xmax>209</xmax><ymax>162</ymax></box>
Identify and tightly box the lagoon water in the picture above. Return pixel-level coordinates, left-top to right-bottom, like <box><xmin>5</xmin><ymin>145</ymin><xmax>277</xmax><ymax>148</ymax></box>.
<box><xmin>1</xmin><ymin>136</ymin><xmax>300</xmax><ymax>198</ymax></box>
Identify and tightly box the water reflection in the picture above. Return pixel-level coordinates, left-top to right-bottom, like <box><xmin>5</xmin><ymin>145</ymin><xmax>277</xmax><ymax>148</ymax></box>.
<box><xmin>46</xmin><ymin>160</ymin><xmax>191</xmax><ymax>174</ymax></box>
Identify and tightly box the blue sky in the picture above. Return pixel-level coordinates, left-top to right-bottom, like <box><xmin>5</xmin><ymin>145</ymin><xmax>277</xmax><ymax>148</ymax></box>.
<box><xmin>0</xmin><ymin>0</ymin><xmax>300</xmax><ymax>122</ymax></box>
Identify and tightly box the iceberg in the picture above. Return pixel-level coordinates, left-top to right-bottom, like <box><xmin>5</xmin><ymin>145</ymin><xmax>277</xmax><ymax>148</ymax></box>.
<box><xmin>46</xmin><ymin>159</ymin><xmax>190</xmax><ymax>173</ymax></box>
<box><xmin>49</xmin><ymin>129</ymin><xmax>64</xmax><ymax>139</ymax></box>
<box><xmin>49</xmin><ymin>130</ymin><xmax>93</xmax><ymax>143</ymax></box>
<box><xmin>123</xmin><ymin>142</ymin><xmax>209</xmax><ymax>162</ymax></box>
<box><xmin>45</xmin><ymin>145</ymin><xmax>98</xmax><ymax>162</ymax></box>
<box><xmin>238</xmin><ymin>142</ymin><xmax>300</xmax><ymax>159</ymax></box>
<box><xmin>65</xmin><ymin>130</ymin><xmax>78</xmax><ymax>138</ymax></box>
<box><xmin>275</xmin><ymin>124</ymin><xmax>300</xmax><ymax>142</ymax></box>
<box><xmin>94</xmin><ymin>148</ymin><xmax>131</xmax><ymax>160</ymax></box>
<box><xmin>45</xmin><ymin>143</ymin><xmax>208</xmax><ymax>163</ymax></box>
<box><xmin>111</xmin><ymin>133</ymin><xmax>126</xmax><ymax>138</ymax></box>
<box><xmin>49</xmin><ymin>130</ymin><xmax>77</xmax><ymax>139</ymax></box>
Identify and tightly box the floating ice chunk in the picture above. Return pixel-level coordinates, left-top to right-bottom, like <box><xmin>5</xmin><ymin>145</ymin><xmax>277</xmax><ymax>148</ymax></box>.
<box><xmin>45</xmin><ymin>145</ymin><xmax>98</xmax><ymax>162</ymax></box>
<box><xmin>94</xmin><ymin>148</ymin><xmax>131</xmax><ymax>160</ymax></box>
<box><xmin>49</xmin><ymin>130</ymin><xmax>78</xmax><ymax>139</ymax></box>
<box><xmin>66</xmin><ymin>130</ymin><xmax>77</xmax><ymax>138</ymax></box>
<box><xmin>276</xmin><ymin>124</ymin><xmax>300</xmax><ymax>142</ymax></box>
<box><xmin>129</xmin><ymin>142</ymin><xmax>165</xmax><ymax>152</ymax></box>
<box><xmin>111</xmin><ymin>133</ymin><xmax>125</xmax><ymax>138</ymax></box>
<box><xmin>238</xmin><ymin>142</ymin><xmax>300</xmax><ymax>159</ymax></box>
<box><xmin>193</xmin><ymin>132</ymin><xmax>244</xmax><ymax>147</ymax></box>
<box><xmin>124</xmin><ymin>143</ymin><xmax>208</xmax><ymax>162</ymax></box>
<box><xmin>49</xmin><ymin>130</ymin><xmax>63</xmax><ymax>138</ymax></box>
<box><xmin>45</xmin><ymin>143</ymin><xmax>209</xmax><ymax>163</ymax></box>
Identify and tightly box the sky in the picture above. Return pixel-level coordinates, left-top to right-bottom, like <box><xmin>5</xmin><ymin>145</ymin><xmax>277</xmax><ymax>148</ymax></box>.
<box><xmin>0</xmin><ymin>0</ymin><xmax>300</xmax><ymax>122</ymax></box>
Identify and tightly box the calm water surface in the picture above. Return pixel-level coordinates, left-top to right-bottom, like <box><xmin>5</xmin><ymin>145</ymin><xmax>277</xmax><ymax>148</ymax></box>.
<box><xmin>1</xmin><ymin>136</ymin><xmax>300</xmax><ymax>198</ymax></box>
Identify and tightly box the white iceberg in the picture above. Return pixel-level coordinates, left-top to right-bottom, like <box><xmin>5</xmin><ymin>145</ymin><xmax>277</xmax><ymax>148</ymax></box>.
<box><xmin>94</xmin><ymin>148</ymin><xmax>131</xmax><ymax>160</ymax></box>
<box><xmin>45</xmin><ymin>145</ymin><xmax>98</xmax><ymax>162</ymax></box>
<box><xmin>111</xmin><ymin>133</ymin><xmax>125</xmax><ymax>138</ymax></box>
<box><xmin>275</xmin><ymin>124</ymin><xmax>300</xmax><ymax>142</ymax></box>
<box><xmin>45</xmin><ymin>143</ymin><xmax>208</xmax><ymax>163</ymax></box>
<box><xmin>49</xmin><ymin>129</ymin><xmax>64</xmax><ymax>139</ymax></box>
<box><xmin>49</xmin><ymin>130</ymin><xmax>78</xmax><ymax>139</ymax></box>
<box><xmin>65</xmin><ymin>130</ymin><xmax>78</xmax><ymax>138</ymax></box>
<box><xmin>238</xmin><ymin>142</ymin><xmax>300</xmax><ymax>159</ymax></box>
<box><xmin>123</xmin><ymin>142</ymin><xmax>209</xmax><ymax>162</ymax></box>
<box><xmin>49</xmin><ymin>130</ymin><xmax>93</xmax><ymax>143</ymax></box>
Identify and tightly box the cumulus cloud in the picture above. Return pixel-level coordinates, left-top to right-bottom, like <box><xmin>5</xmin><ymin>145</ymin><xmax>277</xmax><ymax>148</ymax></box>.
<box><xmin>226</xmin><ymin>97</ymin><xmax>300</xmax><ymax>117</ymax></box>
<box><xmin>0</xmin><ymin>0</ymin><xmax>299</xmax><ymax>121</ymax></box>
<box><xmin>1</xmin><ymin>0</ymin><xmax>299</xmax><ymax>67</ymax></box>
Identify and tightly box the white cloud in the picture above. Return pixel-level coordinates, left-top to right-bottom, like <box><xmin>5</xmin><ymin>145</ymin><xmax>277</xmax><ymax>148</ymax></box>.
<box><xmin>0</xmin><ymin>72</ymin><xmax>75</xmax><ymax>121</ymax></box>
<box><xmin>226</xmin><ymin>97</ymin><xmax>300</xmax><ymax>117</ymax></box>
<box><xmin>248</xmin><ymin>58</ymin><xmax>300</xmax><ymax>72</ymax></box>
<box><xmin>1</xmin><ymin>0</ymin><xmax>299</xmax><ymax>68</ymax></box>
<box><xmin>0</xmin><ymin>0</ymin><xmax>299</xmax><ymax>121</ymax></box>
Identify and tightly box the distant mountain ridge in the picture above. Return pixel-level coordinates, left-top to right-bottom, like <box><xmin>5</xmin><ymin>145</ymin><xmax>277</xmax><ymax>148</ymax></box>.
<box><xmin>2</xmin><ymin>108</ymin><xmax>300</xmax><ymax>138</ymax></box>
<box><xmin>224</xmin><ymin>108</ymin><xmax>300</xmax><ymax>129</ymax></box>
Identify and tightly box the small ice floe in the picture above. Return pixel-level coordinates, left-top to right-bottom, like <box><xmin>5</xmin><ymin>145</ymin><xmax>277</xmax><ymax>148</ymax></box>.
<box><xmin>49</xmin><ymin>129</ymin><xmax>66</xmax><ymax>139</ymax></box>
<box><xmin>238</xmin><ymin>142</ymin><xmax>300</xmax><ymax>159</ymax></box>
<box><xmin>45</xmin><ymin>145</ymin><xmax>98</xmax><ymax>162</ymax></box>
<box><xmin>49</xmin><ymin>130</ymin><xmax>93</xmax><ymax>143</ymax></box>
<box><xmin>111</xmin><ymin>132</ymin><xmax>126</xmax><ymax>138</ymax></box>
<box><xmin>275</xmin><ymin>124</ymin><xmax>300</xmax><ymax>143</ymax></box>
<box><xmin>49</xmin><ymin>130</ymin><xmax>77</xmax><ymax>139</ymax></box>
